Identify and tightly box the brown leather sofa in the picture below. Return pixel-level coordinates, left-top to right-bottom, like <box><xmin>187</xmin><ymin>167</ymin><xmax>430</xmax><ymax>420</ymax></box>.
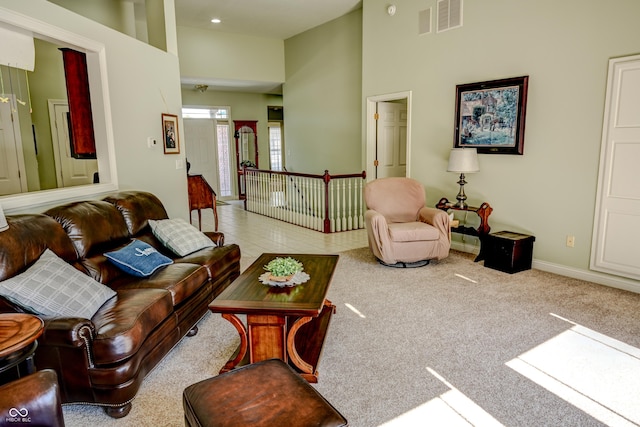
<box><xmin>0</xmin><ymin>191</ymin><xmax>241</xmax><ymax>418</ymax></box>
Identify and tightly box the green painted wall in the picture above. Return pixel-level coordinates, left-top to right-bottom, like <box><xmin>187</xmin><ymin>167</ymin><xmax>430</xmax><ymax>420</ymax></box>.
<box><xmin>177</xmin><ymin>26</ymin><xmax>285</xmax><ymax>85</ymax></box>
<box><xmin>361</xmin><ymin>0</ymin><xmax>640</xmax><ymax>272</ymax></box>
<box><xmin>283</xmin><ymin>9</ymin><xmax>362</xmax><ymax>175</ymax></box>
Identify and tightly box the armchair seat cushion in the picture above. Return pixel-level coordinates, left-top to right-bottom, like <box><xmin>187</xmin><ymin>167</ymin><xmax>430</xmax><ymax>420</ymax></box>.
<box><xmin>388</xmin><ymin>222</ymin><xmax>440</xmax><ymax>242</ymax></box>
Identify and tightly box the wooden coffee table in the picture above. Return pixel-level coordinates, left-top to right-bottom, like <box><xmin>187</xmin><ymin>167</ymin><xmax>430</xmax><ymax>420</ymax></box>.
<box><xmin>209</xmin><ymin>253</ymin><xmax>339</xmax><ymax>382</ymax></box>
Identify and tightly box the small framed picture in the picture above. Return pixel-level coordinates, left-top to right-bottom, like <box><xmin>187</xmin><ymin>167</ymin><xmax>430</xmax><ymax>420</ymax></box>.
<box><xmin>161</xmin><ymin>113</ymin><xmax>180</xmax><ymax>154</ymax></box>
<box><xmin>454</xmin><ymin>76</ymin><xmax>529</xmax><ymax>155</ymax></box>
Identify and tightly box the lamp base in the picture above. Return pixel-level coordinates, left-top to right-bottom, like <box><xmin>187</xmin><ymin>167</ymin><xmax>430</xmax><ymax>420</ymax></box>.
<box><xmin>454</xmin><ymin>173</ymin><xmax>468</xmax><ymax>209</ymax></box>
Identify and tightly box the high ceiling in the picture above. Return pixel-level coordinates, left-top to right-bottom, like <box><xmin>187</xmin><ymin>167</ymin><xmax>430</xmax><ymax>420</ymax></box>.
<box><xmin>174</xmin><ymin>0</ymin><xmax>362</xmax><ymax>40</ymax></box>
<box><xmin>173</xmin><ymin>0</ymin><xmax>361</xmax><ymax>94</ymax></box>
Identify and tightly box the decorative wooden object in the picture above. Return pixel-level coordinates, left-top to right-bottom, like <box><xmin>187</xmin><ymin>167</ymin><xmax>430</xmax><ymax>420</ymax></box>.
<box><xmin>60</xmin><ymin>48</ymin><xmax>96</xmax><ymax>159</ymax></box>
<box><xmin>209</xmin><ymin>253</ymin><xmax>338</xmax><ymax>383</ymax></box>
<box><xmin>234</xmin><ymin>120</ymin><xmax>258</xmax><ymax>200</ymax></box>
<box><xmin>187</xmin><ymin>174</ymin><xmax>218</xmax><ymax>231</ymax></box>
<box><xmin>0</xmin><ymin>313</ymin><xmax>44</xmax><ymax>384</ymax></box>
<box><xmin>436</xmin><ymin>197</ymin><xmax>493</xmax><ymax>261</ymax></box>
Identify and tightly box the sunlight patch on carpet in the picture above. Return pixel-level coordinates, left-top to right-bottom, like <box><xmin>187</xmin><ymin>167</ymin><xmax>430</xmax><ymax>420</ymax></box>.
<box><xmin>454</xmin><ymin>273</ymin><xmax>478</xmax><ymax>283</ymax></box>
<box><xmin>344</xmin><ymin>302</ymin><xmax>366</xmax><ymax>318</ymax></box>
<box><xmin>379</xmin><ymin>368</ymin><xmax>504</xmax><ymax>427</ymax></box>
<box><xmin>507</xmin><ymin>315</ymin><xmax>640</xmax><ymax>426</ymax></box>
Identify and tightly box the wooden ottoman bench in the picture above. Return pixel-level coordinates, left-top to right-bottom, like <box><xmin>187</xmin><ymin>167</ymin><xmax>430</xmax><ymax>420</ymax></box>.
<box><xmin>183</xmin><ymin>359</ymin><xmax>348</xmax><ymax>427</ymax></box>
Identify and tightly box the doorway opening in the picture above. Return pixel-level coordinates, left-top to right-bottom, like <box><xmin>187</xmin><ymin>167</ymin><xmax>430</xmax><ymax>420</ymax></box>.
<box><xmin>365</xmin><ymin>91</ymin><xmax>412</xmax><ymax>180</ymax></box>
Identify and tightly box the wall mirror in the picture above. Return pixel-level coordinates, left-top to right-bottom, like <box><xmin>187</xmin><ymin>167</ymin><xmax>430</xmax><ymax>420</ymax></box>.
<box><xmin>0</xmin><ymin>13</ymin><xmax>115</xmax><ymax>210</ymax></box>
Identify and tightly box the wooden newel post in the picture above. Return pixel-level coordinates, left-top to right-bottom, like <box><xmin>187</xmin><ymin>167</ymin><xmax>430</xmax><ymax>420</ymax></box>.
<box><xmin>323</xmin><ymin>170</ymin><xmax>331</xmax><ymax>233</ymax></box>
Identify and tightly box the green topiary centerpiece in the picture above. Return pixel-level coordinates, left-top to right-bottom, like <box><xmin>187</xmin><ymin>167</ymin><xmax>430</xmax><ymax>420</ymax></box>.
<box><xmin>263</xmin><ymin>257</ymin><xmax>303</xmax><ymax>282</ymax></box>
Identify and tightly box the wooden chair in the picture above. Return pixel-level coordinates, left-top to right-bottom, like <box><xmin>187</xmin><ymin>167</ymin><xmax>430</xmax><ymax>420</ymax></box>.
<box><xmin>187</xmin><ymin>174</ymin><xmax>218</xmax><ymax>231</ymax></box>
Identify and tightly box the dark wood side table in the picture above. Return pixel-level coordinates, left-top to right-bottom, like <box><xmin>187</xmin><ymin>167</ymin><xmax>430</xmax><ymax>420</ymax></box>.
<box><xmin>188</xmin><ymin>174</ymin><xmax>218</xmax><ymax>231</ymax></box>
<box><xmin>0</xmin><ymin>313</ymin><xmax>44</xmax><ymax>384</ymax></box>
<box><xmin>436</xmin><ymin>197</ymin><xmax>493</xmax><ymax>262</ymax></box>
<box><xmin>209</xmin><ymin>253</ymin><xmax>338</xmax><ymax>383</ymax></box>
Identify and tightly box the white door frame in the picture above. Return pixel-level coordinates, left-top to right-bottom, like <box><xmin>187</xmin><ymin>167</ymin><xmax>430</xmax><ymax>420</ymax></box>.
<box><xmin>365</xmin><ymin>91</ymin><xmax>412</xmax><ymax>180</ymax></box>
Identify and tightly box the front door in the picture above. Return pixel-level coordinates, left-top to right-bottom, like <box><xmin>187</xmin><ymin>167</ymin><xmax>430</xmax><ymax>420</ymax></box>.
<box><xmin>184</xmin><ymin>118</ymin><xmax>220</xmax><ymax>193</ymax></box>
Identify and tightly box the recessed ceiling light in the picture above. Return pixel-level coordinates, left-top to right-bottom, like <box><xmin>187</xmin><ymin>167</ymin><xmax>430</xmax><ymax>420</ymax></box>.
<box><xmin>211</xmin><ymin>18</ymin><xmax>221</xmax><ymax>24</ymax></box>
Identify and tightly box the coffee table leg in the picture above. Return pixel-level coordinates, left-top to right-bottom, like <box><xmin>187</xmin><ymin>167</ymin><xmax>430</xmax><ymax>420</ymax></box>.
<box><xmin>220</xmin><ymin>313</ymin><xmax>248</xmax><ymax>373</ymax></box>
<box><xmin>287</xmin><ymin>316</ymin><xmax>314</xmax><ymax>376</ymax></box>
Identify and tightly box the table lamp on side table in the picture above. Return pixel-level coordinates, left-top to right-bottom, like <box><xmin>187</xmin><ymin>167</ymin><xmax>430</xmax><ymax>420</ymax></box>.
<box><xmin>447</xmin><ymin>148</ymin><xmax>479</xmax><ymax>209</ymax></box>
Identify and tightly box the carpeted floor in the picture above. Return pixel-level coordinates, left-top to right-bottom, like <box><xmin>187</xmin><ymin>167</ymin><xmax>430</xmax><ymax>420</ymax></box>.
<box><xmin>61</xmin><ymin>248</ymin><xmax>640</xmax><ymax>426</ymax></box>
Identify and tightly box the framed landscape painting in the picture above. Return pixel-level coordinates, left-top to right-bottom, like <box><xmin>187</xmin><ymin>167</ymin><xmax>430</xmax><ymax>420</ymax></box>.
<box><xmin>454</xmin><ymin>76</ymin><xmax>529</xmax><ymax>155</ymax></box>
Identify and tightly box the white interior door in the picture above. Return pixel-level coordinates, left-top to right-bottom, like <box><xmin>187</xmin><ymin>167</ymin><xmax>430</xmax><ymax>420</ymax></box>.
<box><xmin>184</xmin><ymin>118</ymin><xmax>219</xmax><ymax>193</ymax></box>
<box><xmin>0</xmin><ymin>96</ymin><xmax>27</xmax><ymax>195</ymax></box>
<box><xmin>376</xmin><ymin>101</ymin><xmax>407</xmax><ymax>178</ymax></box>
<box><xmin>49</xmin><ymin>100</ymin><xmax>98</xmax><ymax>188</ymax></box>
<box><xmin>591</xmin><ymin>54</ymin><xmax>640</xmax><ymax>280</ymax></box>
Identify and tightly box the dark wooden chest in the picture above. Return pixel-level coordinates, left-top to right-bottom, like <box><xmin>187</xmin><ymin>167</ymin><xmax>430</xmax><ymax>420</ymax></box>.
<box><xmin>484</xmin><ymin>231</ymin><xmax>535</xmax><ymax>274</ymax></box>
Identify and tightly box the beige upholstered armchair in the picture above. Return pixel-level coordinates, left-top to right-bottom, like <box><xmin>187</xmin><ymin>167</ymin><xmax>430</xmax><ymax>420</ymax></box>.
<box><xmin>364</xmin><ymin>177</ymin><xmax>451</xmax><ymax>267</ymax></box>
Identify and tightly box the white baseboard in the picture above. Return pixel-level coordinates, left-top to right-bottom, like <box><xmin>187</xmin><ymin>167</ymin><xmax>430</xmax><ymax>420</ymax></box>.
<box><xmin>451</xmin><ymin>242</ymin><xmax>640</xmax><ymax>294</ymax></box>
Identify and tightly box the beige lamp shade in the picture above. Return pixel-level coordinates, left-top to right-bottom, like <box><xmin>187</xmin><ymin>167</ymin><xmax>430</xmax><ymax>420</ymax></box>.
<box><xmin>447</xmin><ymin>148</ymin><xmax>480</xmax><ymax>173</ymax></box>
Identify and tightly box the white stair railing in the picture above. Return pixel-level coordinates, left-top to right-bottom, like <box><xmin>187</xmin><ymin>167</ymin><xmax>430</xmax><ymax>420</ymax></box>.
<box><xmin>244</xmin><ymin>169</ymin><xmax>366</xmax><ymax>233</ymax></box>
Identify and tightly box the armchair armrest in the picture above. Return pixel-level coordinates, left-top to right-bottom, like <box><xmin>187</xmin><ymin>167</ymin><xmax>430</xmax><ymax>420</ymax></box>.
<box><xmin>418</xmin><ymin>207</ymin><xmax>451</xmax><ymax>239</ymax></box>
<box><xmin>364</xmin><ymin>210</ymin><xmax>393</xmax><ymax>263</ymax></box>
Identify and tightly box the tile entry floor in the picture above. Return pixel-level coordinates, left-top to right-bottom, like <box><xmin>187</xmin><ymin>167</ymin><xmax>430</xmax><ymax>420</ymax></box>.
<box><xmin>193</xmin><ymin>200</ymin><xmax>369</xmax><ymax>269</ymax></box>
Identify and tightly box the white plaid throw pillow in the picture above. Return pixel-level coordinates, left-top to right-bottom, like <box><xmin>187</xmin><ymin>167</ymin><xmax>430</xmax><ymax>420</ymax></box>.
<box><xmin>0</xmin><ymin>249</ymin><xmax>116</xmax><ymax>319</ymax></box>
<box><xmin>148</xmin><ymin>218</ymin><xmax>215</xmax><ymax>257</ymax></box>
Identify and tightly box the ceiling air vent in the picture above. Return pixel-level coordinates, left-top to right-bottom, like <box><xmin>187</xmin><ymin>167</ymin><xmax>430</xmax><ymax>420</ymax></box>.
<box><xmin>437</xmin><ymin>0</ymin><xmax>463</xmax><ymax>33</ymax></box>
<box><xmin>418</xmin><ymin>8</ymin><xmax>432</xmax><ymax>35</ymax></box>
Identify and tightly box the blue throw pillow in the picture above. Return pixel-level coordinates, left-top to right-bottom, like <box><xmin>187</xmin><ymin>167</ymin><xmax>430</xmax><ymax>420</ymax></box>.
<box><xmin>105</xmin><ymin>240</ymin><xmax>173</xmax><ymax>277</ymax></box>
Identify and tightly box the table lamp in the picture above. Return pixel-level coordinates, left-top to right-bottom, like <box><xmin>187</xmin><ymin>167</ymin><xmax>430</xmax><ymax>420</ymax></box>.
<box><xmin>447</xmin><ymin>148</ymin><xmax>479</xmax><ymax>209</ymax></box>
<box><xmin>0</xmin><ymin>202</ymin><xmax>8</xmax><ymax>232</ymax></box>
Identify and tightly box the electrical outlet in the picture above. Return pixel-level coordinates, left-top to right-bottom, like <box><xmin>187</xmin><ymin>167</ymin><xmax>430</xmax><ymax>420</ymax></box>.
<box><xmin>566</xmin><ymin>235</ymin><xmax>575</xmax><ymax>247</ymax></box>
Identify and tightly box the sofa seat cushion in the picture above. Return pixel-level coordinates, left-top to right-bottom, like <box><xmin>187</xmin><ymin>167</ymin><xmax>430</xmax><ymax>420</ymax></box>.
<box><xmin>90</xmin><ymin>288</ymin><xmax>174</xmax><ymax>365</ymax></box>
<box><xmin>110</xmin><ymin>263</ymin><xmax>208</xmax><ymax>307</ymax></box>
<box><xmin>388</xmin><ymin>222</ymin><xmax>440</xmax><ymax>242</ymax></box>
<box><xmin>176</xmin><ymin>244</ymin><xmax>241</xmax><ymax>279</ymax></box>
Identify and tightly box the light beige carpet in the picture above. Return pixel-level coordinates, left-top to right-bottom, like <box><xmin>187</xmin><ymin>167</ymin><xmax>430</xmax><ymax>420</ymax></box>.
<box><xmin>61</xmin><ymin>248</ymin><xmax>640</xmax><ymax>426</ymax></box>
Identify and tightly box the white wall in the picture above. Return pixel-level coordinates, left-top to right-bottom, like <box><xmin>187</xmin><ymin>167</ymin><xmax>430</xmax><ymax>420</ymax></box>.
<box><xmin>361</xmin><ymin>0</ymin><xmax>640</xmax><ymax>291</ymax></box>
<box><xmin>0</xmin><ymin>0</ymin><xmax>189</xmax><ymax>219</ymax></box>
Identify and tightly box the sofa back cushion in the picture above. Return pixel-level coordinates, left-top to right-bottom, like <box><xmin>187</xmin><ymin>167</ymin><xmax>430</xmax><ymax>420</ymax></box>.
<box><xmin>0</xmin><ymin>214</ymin><xmax>77</xmax><ymax>282</ymax></box>
<box><xmin>45</xmin><ymin>201</ymin><xmax>130</xmax><ymax>259</ymax></box>
<box><xmin>103</xmin><ymin>191</ymin><xmax>169</xmax><ymax>236</ymax></box>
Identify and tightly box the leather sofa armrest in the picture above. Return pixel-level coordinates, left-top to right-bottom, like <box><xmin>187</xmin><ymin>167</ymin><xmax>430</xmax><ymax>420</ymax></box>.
<box><xmin>41</xmin><ymin>317</ymin><xmax>95</xmax><ymax>349</ymax></box>
<box><xmin>0</xmin><ymin>369</ymin><xmax>65</xmax><ymax>427</ymax></box>
<box><xmin>203</xmin><ymin>231</ymin><xmax>224</xmax><ymax>247</ymax></box>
